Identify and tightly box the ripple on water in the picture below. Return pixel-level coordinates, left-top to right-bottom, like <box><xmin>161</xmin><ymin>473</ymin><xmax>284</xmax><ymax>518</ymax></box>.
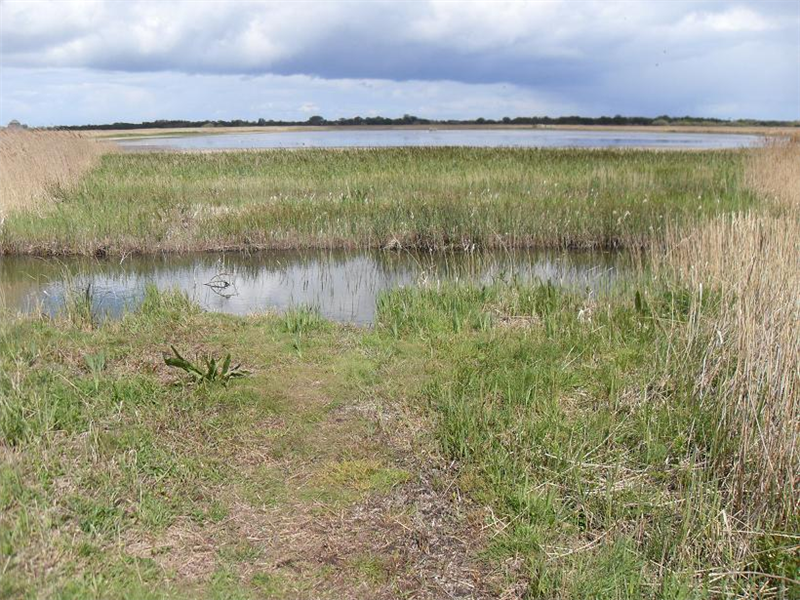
<box><xmin>0</xmin><ymin>249</ymin><xmax>631</xmax><ymax>325</ymax></box>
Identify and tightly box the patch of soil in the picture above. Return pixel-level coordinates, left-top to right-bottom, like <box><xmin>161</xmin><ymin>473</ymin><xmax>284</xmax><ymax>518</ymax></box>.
<box><xmin>127</xmin><ymin>518</ymin><xmax>218</xmax><ymax>581</ymax></box>
<box><xmin>267</xmin><ymin>464</ymin><xmax>505</xmax><ymax>599</ymax></box>
<box><xmin>124</xmin><ymin>376</ymin><xmax>524</xmax><ymax>598</ymax></box>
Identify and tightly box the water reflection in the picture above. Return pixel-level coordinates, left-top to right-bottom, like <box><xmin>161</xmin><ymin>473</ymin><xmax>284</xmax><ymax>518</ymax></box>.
<box><xmin>1</xmin><ymin>249</ymin><xmax>628</xmax><ymax>325</ymax></box>
<box><xmin>119</xmin><ymin>128</ymin><xmax>760</xmax><ymax>151</ymax></box>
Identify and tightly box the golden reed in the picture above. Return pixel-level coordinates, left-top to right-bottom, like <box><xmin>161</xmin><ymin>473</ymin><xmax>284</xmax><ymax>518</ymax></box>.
<box><xmin>0</xmin><ymin>129</ymin><xmax>113</xmax><ymax>217</ymax></box>
<box><xmin>661</xmin><ymin>137</ymin><xmax>798</xmax><ymax>526</ymax></box>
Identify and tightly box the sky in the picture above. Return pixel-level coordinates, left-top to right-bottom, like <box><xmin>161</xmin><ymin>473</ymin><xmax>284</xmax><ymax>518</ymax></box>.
<box><xmin>1</xmin><ymin>0</ymin><xmax>798</xmax><ymax>126</ymax></box>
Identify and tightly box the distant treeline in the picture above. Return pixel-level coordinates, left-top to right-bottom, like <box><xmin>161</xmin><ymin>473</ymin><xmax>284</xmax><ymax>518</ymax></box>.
<box><xmin>60</xmin><ymin>114</ymin><xmax>799</xmax><ymax>130</ymax></box>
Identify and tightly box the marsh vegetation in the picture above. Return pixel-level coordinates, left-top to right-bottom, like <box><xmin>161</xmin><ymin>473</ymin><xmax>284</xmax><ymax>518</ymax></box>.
<box><xmin>0</xmin><ymin>131</ymin><xmax>797</xmax><ymax>599</ymax></box>
<box><xmin>1</xmin><ymin>145</ymin><xmax>756</xmax><ymax>256</ymax></box>
<box><xmin>0</xmin><ymin>129</ymin><xmax>112</xmax><ymax>218</ymax></box>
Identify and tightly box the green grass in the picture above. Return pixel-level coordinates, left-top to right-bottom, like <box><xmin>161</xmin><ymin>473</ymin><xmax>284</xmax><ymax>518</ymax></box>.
<box><xmin>2</xmin><ymin>143</ymin><xmax>794</xmax><ymax>598</ymax></box>
<box><xmin>0</xmin><ymin>293</ymin><xmax>395</xmax><ymax>598</ymax></box>
<box><xmin>1</xmin><ymin>282</ymin><xmax>796</xmax><ymax>599</ymax></box>
<box><xmin>377</xmin><ymin>281</ymin><xmax>798</xmax><ymax>598</ymax></box>
<box><xmin>0</xmin><ymin>147</ymin><xmax>757</xmax><ymax>255</ymax></box>
<box><xmin>380</xmin><ymin>283</ymin><xmax>699</xmax><ymax>594</ymax></box>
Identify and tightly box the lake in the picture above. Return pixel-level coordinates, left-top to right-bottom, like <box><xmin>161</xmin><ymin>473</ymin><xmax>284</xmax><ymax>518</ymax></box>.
<box><xmin>118</xmin><ymin>128</ymin><xmax>761</xmax><ymax>151</ymax></box>
<box><xmin>0</xmin><ymin>249</ymin><xmax>627</xmax><ymax>325</ymax></box>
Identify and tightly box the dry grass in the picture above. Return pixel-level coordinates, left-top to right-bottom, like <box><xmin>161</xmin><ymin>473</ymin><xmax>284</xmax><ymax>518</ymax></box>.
<box><xmin>660</xmin><ymin>137</ymin><xmax>799</xmax><ymax>526</ymax></box>
<box><xmin>0</xmin><ymin>129</ymin><xmax>112</xmax><ymax>217</ymax></box>
<box><xmin>746</xmin><ymin>134</ymin><xmax>800</xmax><ymax>208</ymax></box>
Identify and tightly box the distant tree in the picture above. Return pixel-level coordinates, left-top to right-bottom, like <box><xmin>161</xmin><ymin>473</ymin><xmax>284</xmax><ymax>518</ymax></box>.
<box><xmin>57</xmin><ymin>113</ymin><xmax>799</xmax><ymax>131</ymax></box>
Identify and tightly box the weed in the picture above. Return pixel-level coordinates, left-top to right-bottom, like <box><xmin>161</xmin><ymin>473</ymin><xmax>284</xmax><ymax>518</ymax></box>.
<box><xmin>163</xmin><ymin>345</ymin><xmax>248</xmax><ymax>385</ymax></box>
<box><xmin>84</xmin><ymin>351</ymin><xmax>106</xmax><ymax>391</ymax></box>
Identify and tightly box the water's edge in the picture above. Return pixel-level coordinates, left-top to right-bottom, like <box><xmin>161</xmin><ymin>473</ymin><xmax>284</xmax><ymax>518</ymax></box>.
<box><xmin>1</xmin><ymin>249</ymin><xmax>628</xmax><ymax>325</ymax></box>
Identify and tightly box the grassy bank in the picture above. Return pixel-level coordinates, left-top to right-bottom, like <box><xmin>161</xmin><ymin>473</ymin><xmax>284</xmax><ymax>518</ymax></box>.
<box><xmin>2</xmin><ymin>275</ymin><xmax>796</xmax><ymax>598</ymax></box>
<box><xmin>379</xmin><ymin>280</ymin><xmax>798</xmax><ymax>598</ymax></box>
<box><xmin>2</xmin><ymin>290</ymin><xmax>495</xmax><ymax>599</ymax></box>
<box><xmin>1</xmin><ymin>147</ymin><xmax>757</xmax><ymax>256</ymax></box>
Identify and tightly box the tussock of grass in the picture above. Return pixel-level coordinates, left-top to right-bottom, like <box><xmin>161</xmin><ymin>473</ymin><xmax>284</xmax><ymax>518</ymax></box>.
<box><xmin>1</xmin><ymin>147</ymin><xmax>757</xmax><ymax>255</ymax></box>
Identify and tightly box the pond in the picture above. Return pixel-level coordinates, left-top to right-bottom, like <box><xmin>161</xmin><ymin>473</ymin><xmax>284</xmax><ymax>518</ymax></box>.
<box><xmin>0</xmin><ymin>249</ymin><xmax>628</xmax><ymax>325</ymax></box>
<box><xmin>118</xmin><ymin>128</ymin><xmax>761</xmax><ymax>151</ymax></box>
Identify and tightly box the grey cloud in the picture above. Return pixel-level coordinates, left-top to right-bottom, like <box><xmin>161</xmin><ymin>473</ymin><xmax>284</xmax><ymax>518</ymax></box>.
<box><xmin>2</xmin><ymin>1</ymin><xmax>795</xmax><ymax>82</ymax></box>
<box><xmin>0</xmin><ymin>0</ymin><xmax>798</xmax><ymax>122</ymax></box>
<box><xmin>0</xmin><ymin>67</ymin><xmax>578</xmax><ymax>126</ymax></box>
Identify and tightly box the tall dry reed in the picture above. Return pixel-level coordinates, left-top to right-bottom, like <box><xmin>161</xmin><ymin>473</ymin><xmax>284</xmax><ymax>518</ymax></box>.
<box><xmin>0</xmin><ymin>129</ymin><xmax>112</xmax><ymax>217</ymax></box>
<box><xmin>659</xmin><ymin>137</ymin><xmax>799</xmax><ymax>526</ymax></box>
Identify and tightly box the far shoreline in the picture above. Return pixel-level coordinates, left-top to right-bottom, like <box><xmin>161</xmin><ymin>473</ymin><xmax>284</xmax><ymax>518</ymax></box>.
<box><xmin>89</xmin><ymin>122</ymin><xmax>796</xmax><ymax>142</ymax></box>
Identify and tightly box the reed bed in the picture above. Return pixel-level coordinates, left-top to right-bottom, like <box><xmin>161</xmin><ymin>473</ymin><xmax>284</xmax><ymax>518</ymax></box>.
<box><xmin>663</xmin><ymin>222</ymin><xmax>798</xmax><ymax>512</ymax></box>
<box><xmin>746</xmin><ymin>134</ymin><xmax>800</xmax><ymax>208</ymax></box>
<box><xmin>0</xmin><ymin>129</ymin><xmax>112</xmax><ymax>218</ymax></box>
<box><xmin>642</xmin><ymin>138</ymin><xmax>800</xmax><ymax>595</ymax></box>
<box><xmin>659</xmin><ymin>140</ymin><xmax>798</xmax><ymax>519</ymax></box>
<box><xmin>0</xmin><ymin>146</ymin><xmax>756</xmax><ymax>255</ymax></box>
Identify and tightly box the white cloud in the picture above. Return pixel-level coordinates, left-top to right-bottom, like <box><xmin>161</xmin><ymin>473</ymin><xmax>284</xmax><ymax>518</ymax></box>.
<box><xmin>679</xmin><ymin>7</ymin><xmax>778</xmax><ymax>33</ymax></box>
<box><xmin>299</xmin><ymin>102</ymin><xmax>320</xmax><ymax>114</ymax></box>
<box><xmin>406</xmin><ymin>1</ymin><xmax>560</xmax><ymax>51</ymax></box>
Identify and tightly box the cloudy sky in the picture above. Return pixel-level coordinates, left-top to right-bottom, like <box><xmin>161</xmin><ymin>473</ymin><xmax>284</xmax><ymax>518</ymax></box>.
<box><xmin>1</xmin><ymin>0</ymin><xmax>798</xmax><ymax>126</ymax></box>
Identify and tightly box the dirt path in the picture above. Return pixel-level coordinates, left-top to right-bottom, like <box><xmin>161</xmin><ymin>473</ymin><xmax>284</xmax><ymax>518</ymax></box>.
<box><xmin>118</xmin><ymin>336</ymin><xmax>515</xmax><ymax>598</ymax></box>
